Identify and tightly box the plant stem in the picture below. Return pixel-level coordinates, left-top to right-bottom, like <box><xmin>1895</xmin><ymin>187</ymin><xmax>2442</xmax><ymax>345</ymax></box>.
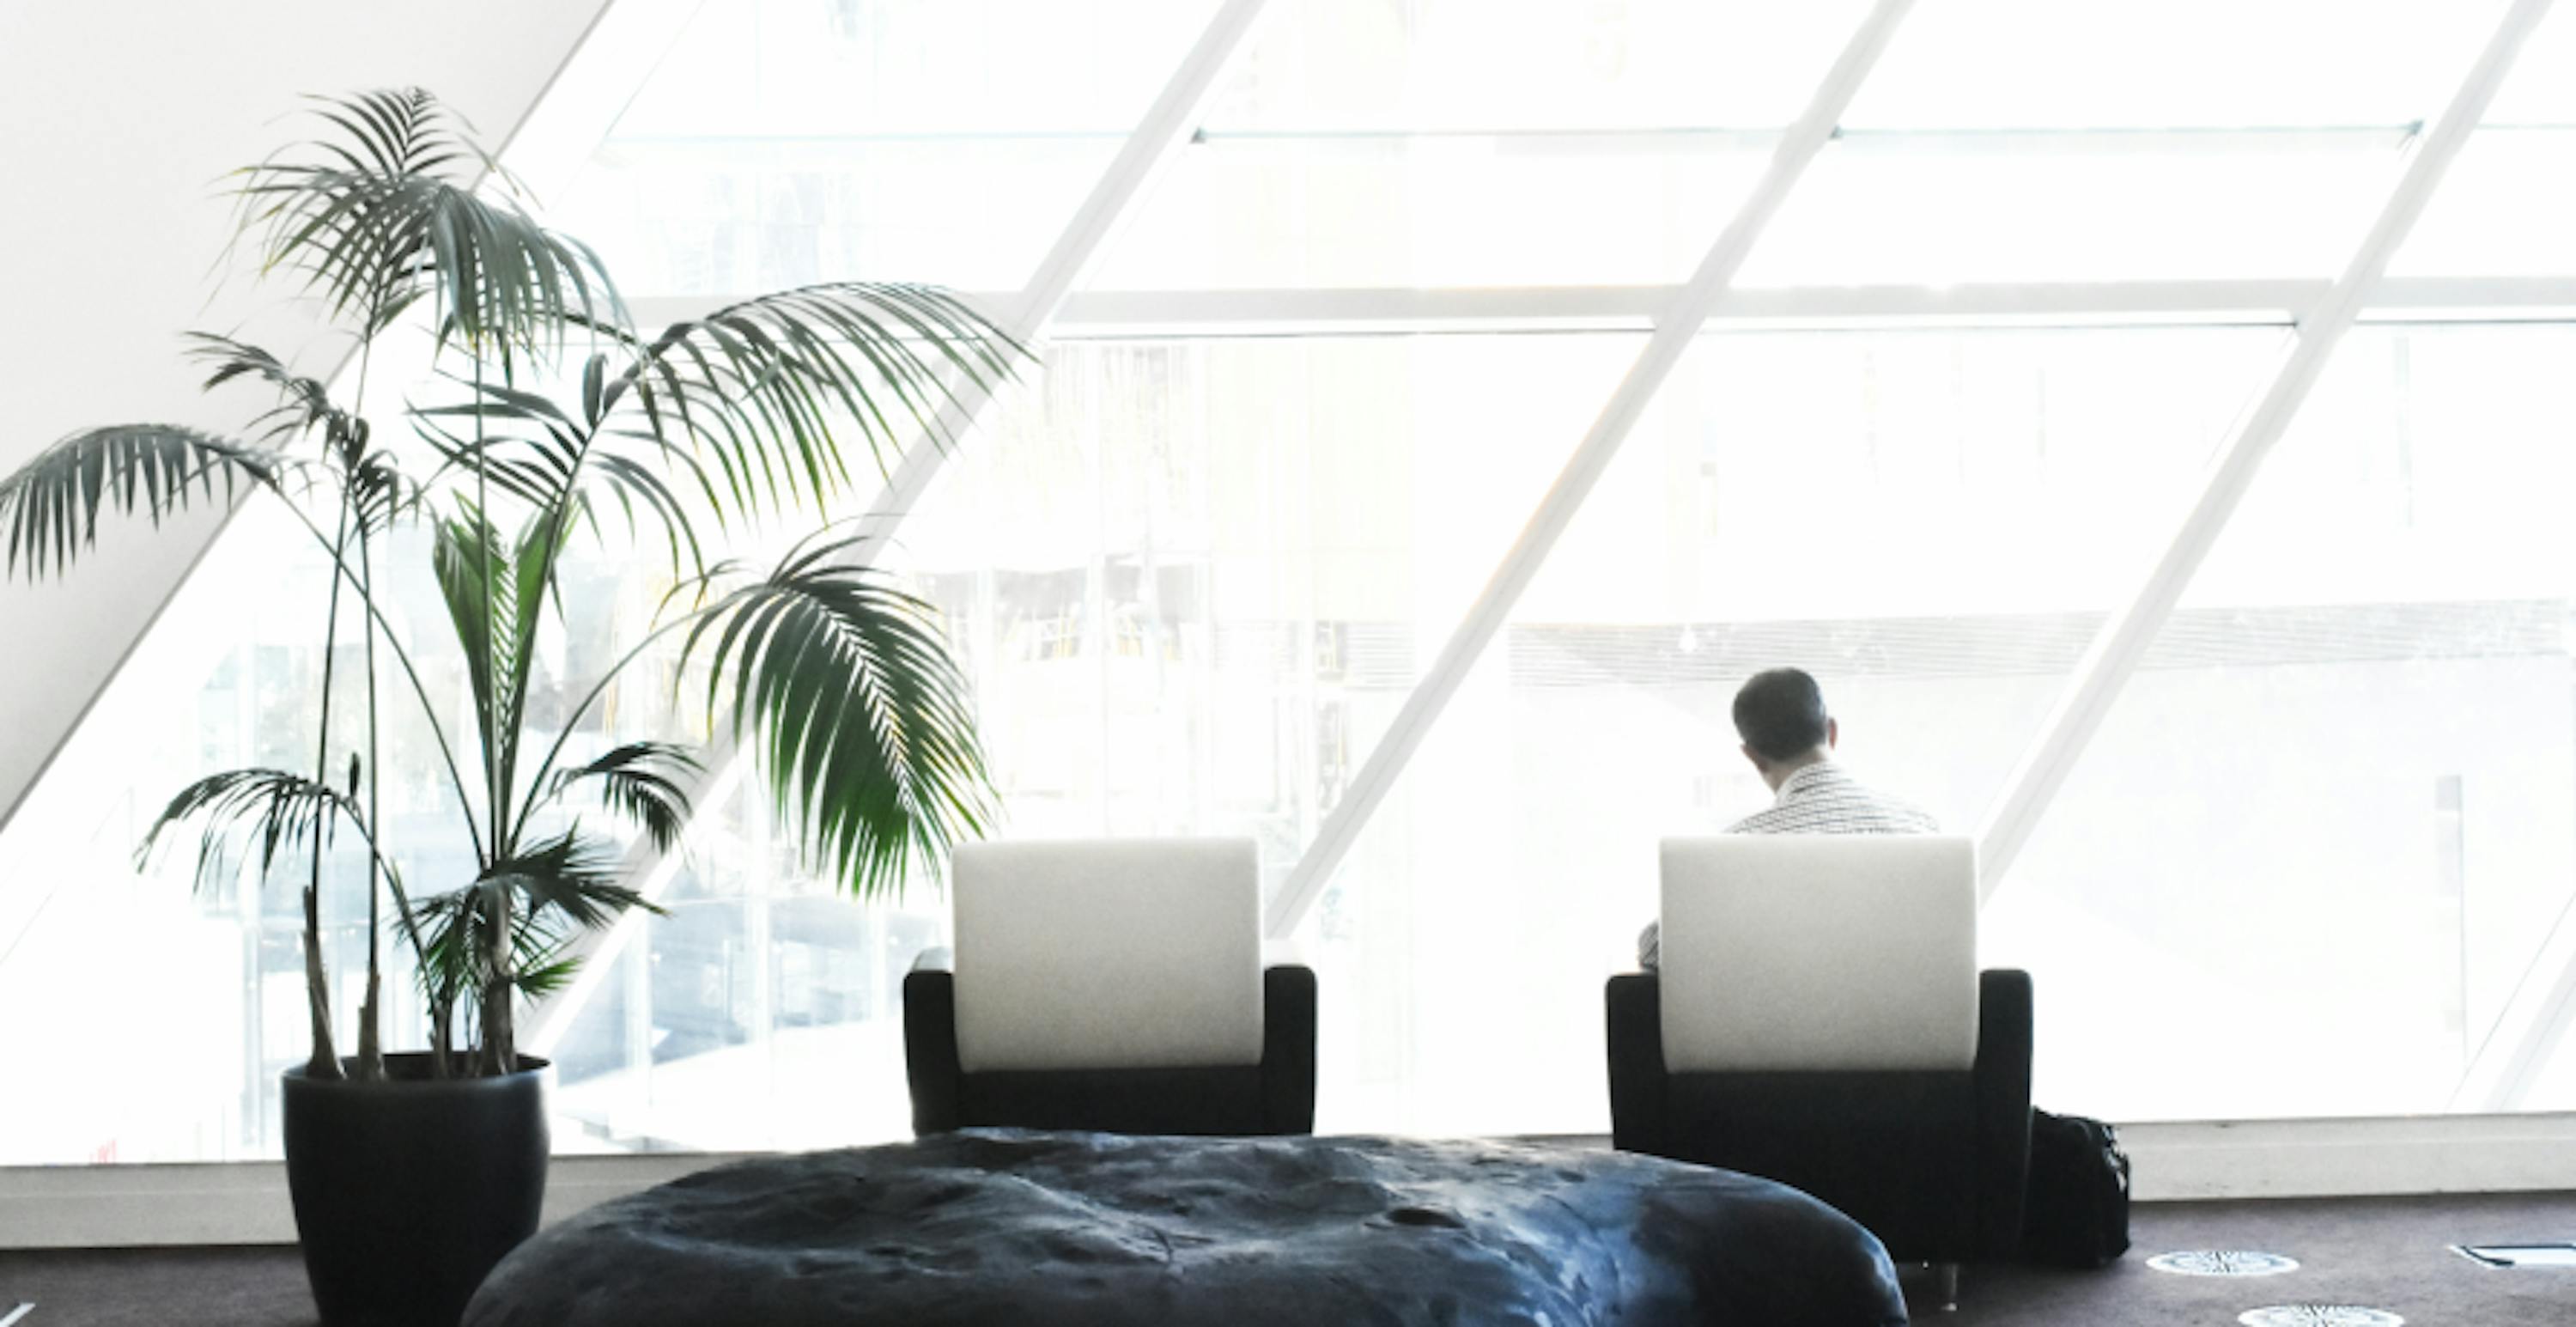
<box><xmin>430</xmin><ymin>995</ymin><xmax>455</xmax><ymax>1078</ymax></box>
<box><xmin>472</xmin><ymin>352</ymin><xmax>517</xmax><ymax>1074</ymax></box>
<box><xmin>301</xmin><ymin>497</ymin><xmax>355</xmax><ymax>1081</ymax></box>
<box><xmin>474</xmin><ymin>360</ymin><xmax>502</xmax><ymax>860</ymax></box>
<box><xmin>352</xmin><ymin>520</ymin><xmax>386</xmax><ymax>1084</ymax></box>
<box><xmin>481</xmin><ymin>885</ymin><xmax>515</xmax><ymax>1077</ymax></box>
<box><xmin>346</xmin><ymin>303</ymin><xmax>392</xmax><ymax>1084</ymax></box>
<box><xmin>264</xmin><ymin>486</ymin><xmax>484</xmax><ymax>861</ymax></box>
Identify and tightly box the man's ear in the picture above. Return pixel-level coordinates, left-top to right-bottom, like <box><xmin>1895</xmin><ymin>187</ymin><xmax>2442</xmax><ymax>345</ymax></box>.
<box><xmin>1826</xmin><ymin>717</ymin><xmax>1839</xmax><ymax>750</ymax></box>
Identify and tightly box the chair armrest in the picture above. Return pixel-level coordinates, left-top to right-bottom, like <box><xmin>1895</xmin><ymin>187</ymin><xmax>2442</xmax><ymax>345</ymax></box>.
<box><xmin>1261</xmin><ymin>965</ymin><xmax>1319</xmax><ymax>1135</ymax></box>
<box><xmin>1973</xmin><ymin>968</ymin><xmax>2035</xmax><ymax>1257</ymax></box>
<box><xmin>1605</xmin><ymin>974</ymin><xmax>1669</xmax><ymax>1153</ymax></box>
<box><xmin>902</xmin><ymin>970</ymin><xmax>963</xmax><ymax>1135</ymax></box>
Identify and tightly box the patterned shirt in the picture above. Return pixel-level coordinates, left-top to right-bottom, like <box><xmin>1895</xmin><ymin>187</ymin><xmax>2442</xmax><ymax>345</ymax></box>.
<box><xmin>1637</xmin><ymin>761</ymin><xmax>1938</xmax><ymax>971</ymax></box>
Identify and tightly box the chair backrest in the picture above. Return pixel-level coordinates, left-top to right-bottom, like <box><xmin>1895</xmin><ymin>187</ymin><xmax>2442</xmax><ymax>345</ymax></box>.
<box><xmin>1658</xmin><ymin>835</ymin><xmax>1979</xmax><ymax>1073</ymax></box>
<box><xmin>951</xmin><ymin>837</ymin><xmax>1266</xmax><ymax>1074</ymax></box>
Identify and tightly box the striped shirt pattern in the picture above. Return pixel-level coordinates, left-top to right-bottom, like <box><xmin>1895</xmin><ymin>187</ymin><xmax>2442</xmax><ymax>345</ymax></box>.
<box><xmin>1637</xmin><ymin>761</ymin><xmax>1939</xmax><ymax>970</ymax></box>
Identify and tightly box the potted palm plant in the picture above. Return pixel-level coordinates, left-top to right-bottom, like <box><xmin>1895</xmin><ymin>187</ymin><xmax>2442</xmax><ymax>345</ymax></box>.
<box><xmin>0</xmin><ymin>90</ymin><xmax>1020</xmax><ymax>1327</ymax></box>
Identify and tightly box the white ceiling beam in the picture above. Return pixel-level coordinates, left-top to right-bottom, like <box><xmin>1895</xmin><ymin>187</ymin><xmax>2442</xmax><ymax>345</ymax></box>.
<box><xmin>1262</xmin><ymin>0</ymin><xmax>1921</xmax><ymax>940</ymax></box>
<box><xmin>1973</xmin><ymin>0</ymin><xmax>2558</xmax><ymax>900</ymax></box>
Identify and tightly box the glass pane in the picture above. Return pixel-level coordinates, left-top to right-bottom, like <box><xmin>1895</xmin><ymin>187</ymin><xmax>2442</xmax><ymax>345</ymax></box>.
<box><xmin>2393</xmin><ymin>0</ymin><xmax>2576</xmax><ymax>276</ymax></box>
<box><xmin>0</xmin><ymin>326</ymin><xmax>884</xmax><ymax>1163</ymax></box>
<box><xmin>1202</xmin><ymin>0</ymin><xmax>1869</xmax><ymax>133</ymax></box>
<box><xmin>2470</xmin><ymin>0</ymin><xmax>2576</xmax><ymax>124</ymax></box>
<box><xmin>550</xmin><ymin>0</ymin><xmax>1221</xmax><ymax>295</ymax></box>
<box><xmin>1995</xmin><ymin>325</ymin><xmax>2576</xmax><ymax>1121</ymax></box>
<box><xmin>885</xmin><ymin>334</ymin><xmax>1638</xmax><ymax>892</ymax></box>
<box><xmin>547</xmin><ymin>767</ymin><xmax>942</xmax><ymax>1153</ymax></box>
<box><xmin>1090</xmin><ymin>0</ymin><xmax>1871</xmax><ymax>289</ymax></box>
<box><xmin>1739</xmin><ymin>139</ymin><xmax>2400</xmax><ymax>285</ymax></box>
<box><xmin>0</xmin><ymin>490</ymin><xmax>732</xmax><ymax>1163</ymax></box>
<box><xmin>1742</xmin><ymin>1</ymin><xmax>2506</xmax><ymax>287</ymax></box>
<box><xmin>1516</xmin><ymin>329</ymin><xmax>2275</xmax><ymax>623</ymax></box>
<box><xmin>1296</xmin><ymin>326</ymin><xmax>2278</xmax><ymax>1135</ymax></box>
<box><xmin>525</xmin><ymin>332</ymin><xmax>1642</xmax><ymax>1147</ymax></box>
<box><xmin>2390</xmin><ymin>129</ymin><xmax>2576</xmax><ymax>277</ymax></box>
<box><xmin>1842</xmin><ymin>0</ymin><xmax>2498</xmax><ymax>131</ymax></box>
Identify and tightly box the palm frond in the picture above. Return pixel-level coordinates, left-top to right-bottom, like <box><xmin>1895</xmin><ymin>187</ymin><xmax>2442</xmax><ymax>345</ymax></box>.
<box><xmin>138</xmin><ymin>767</ymin><xmax>374</xmax><ymax>892</ymax></box>
<box><xmin>411</xmin><ymin>830</ymin><xmax>659</xmax><ymax>1007</ymax></box>
<box><xmin>683</xmin><ymin>531</ymin><xmax>994</xmax><ymax>898</ymax></box>
<box><xmin>413</xmin><ymin>880</ymin><xmax>558</xmax><ymax>1009</ymax></box>
<box><xmin>543</xmin><ymin>742</ymin><xmax>702</xmax><ymax>853</ymax></box>
<box><xmin>483</xmin><ymin>831</ymin><xmax>653</xmax><ymax>929</ymax></box>
<box><xmin>416</xmin><ymin>372</ymin><xmax>711</xmax><ymax>576</ymax></box>
<box><xmin>0</xmin><ymin>425</ymin><xmax>279</xmax><ymax>578</ymax></box>
<box><xmin>236</xmin><ymin>88</ymin><xmax>623</xmax><ymax>354</ymax></box>
<box><xmin>512</xmin><ymin>937</ymin><xmax>586</xmax><ymax>1002</ymax></box>
<box><xmin>411</xmin><ymin>411</ymin><xmax>575</xmax><ymax>513</ymax></box>
<box><xmin>429</xmin><ymin>505</ymin><xmax>562</xmax><ymax>804</ymax></box>
<box><xmin>611</xmin><ymin>283</ymin><xmax>1024</xmax><ymax>521</ymax></box>
<box><xmin>415</xmin><ymin>904</ymin><xmax>580</xmax><ymax>1007</ymax></box>
<box><xmin>430</xmin><ymin>508</ymin><xmax>507</xmax><ymax>751</ymax></box>
<box><xmin>346</xmin><ymin>453</ymin><xmax>420</xmax><ymax>538</ymax></box>
<box><xmin>185</xmin><ymin>334</ymin><xmax>353</xmax><ymax>448</ymax></box>
<box><xmin>430</xmin><ymin>509</ymin><xmax>524</xmax><ymax>761</ymax></box>
<box><xmin>498</xmin><ymin>516</ymin><xmax>562</xmax><ymax>805</ymax></box>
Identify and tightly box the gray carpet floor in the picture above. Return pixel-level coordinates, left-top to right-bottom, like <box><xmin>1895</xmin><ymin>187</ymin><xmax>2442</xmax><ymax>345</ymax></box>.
<box><xmin>2</xmin><ymin>1191</ymin><xmax>2569</xmax><ymax>1324</ymax></box>
<box><xmin>1923</xmin><ymin>1190</ymin><xmax>2576</xmax><ymax>1326</ymax></box>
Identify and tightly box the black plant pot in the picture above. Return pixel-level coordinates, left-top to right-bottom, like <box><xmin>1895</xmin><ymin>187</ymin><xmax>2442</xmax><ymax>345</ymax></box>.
<box><xmin>283</xmin><ymin>1054</ymin><xmax>551</xmax><ymax>1327</ymax></box>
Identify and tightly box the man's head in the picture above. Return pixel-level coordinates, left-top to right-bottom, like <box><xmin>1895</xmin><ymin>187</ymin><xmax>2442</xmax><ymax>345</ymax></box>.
<box><xmin>1732</xmin><ymin>667</ymin><xmax>1837</xmax><ymax>788</ymax></box>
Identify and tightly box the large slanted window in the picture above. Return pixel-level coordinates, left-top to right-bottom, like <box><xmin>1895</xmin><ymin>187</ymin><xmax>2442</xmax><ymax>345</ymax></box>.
<box><xmin>11</xmin><ymin>0</ymin><xmax>2576</xmax><ymax>1169</ymax></box>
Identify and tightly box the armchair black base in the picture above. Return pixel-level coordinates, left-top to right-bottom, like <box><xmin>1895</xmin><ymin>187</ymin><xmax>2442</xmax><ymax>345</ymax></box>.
<box><xmin>1607</xmin><ymin>968</ymin><xmax>2033</xmax><ymax>1266</ymax></box>
<box><xmin>905</xmin><ymin>965</ymin><xmax>1317</xmax><ymax>1136</ymax></box>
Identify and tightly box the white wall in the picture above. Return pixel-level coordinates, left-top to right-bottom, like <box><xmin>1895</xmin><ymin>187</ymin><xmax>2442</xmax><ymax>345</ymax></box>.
<box><xmin>0</xmin><ymin>0</ymin><xmax>618</xmax><ymax>829</ymax></box>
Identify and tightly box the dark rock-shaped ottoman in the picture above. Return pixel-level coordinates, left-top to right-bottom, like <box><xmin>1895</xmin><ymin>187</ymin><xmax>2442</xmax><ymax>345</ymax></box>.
<box><xmin>465</xmin><ymin>1130</ymin><xmax>1907</xmax><ymax>1326</ymax></box>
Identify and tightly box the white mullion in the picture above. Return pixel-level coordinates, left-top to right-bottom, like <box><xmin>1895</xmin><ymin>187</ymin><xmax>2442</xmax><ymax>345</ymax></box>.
<box><xmin>1972</xmin><ymin>0</ymin><xmax>2558</xmax><ymax>899</ymax></box>
<box><xmin>527</xmin><ymin>0</ymin><xmax>1280</xmax><ymax>1056</ymax></box>
<box><xmin>1262</xmin><ymin>0</ymin><xmax>1921</xmax><ymax>939</ymax></box>
<box><xmin>636</xmin><ymin>277</ymin><xmax>2576</xmax><ymax>343</ymax></box>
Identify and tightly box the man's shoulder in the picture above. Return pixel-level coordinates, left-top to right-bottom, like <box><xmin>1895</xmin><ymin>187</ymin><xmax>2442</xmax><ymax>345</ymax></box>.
<box><xmin>1728</xmin><ymin>776</ymin><xmax>1939</xmax><ymax>836</ymax></box>
<box><xmin>1722</xmin><ymin>805</ymin><xmax>1795</xmax><ymax>835</ymax></box>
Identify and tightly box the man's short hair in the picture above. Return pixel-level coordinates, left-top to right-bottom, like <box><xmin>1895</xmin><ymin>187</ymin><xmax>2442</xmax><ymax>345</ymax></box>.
<box><xmin>1733</xmin><ymin>667</ymin><xmax>1830</xmax><ymax>763</ymax></box>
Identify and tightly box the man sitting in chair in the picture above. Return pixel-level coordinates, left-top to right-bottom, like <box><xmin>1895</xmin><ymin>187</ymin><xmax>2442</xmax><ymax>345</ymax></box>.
<box><xmin>1638</xmin><ymin>667</ymin><xmax>1938</xmax><ymax>970</ymax></box>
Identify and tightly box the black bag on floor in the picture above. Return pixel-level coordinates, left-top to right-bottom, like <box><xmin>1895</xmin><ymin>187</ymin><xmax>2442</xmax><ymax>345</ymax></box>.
<box><xmin>2020</xmin><ymin>1109</ymin><xmax>2130</xmax><ymax>1269</ymax></box>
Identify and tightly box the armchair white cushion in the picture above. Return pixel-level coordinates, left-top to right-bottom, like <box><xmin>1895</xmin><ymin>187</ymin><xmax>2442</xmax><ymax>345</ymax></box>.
<box><xmin>1657</xmin><ymin>835</ymin><xmax>1979</xmax><ymax>1074</ymax></box>
<box><xmin>951</xmin><ymin>837</ymin><xmax>1266</xmax><ymax>1073</ymax></box>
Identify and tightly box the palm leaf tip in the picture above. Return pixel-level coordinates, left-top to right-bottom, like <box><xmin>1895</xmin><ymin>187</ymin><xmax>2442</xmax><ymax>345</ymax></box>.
<box><xmin>548</xmin><ymin>741</ymin><xmax>704</xmax><ymax>853</ymax></box>
<box><xmin>0</xmin><ymin>426</ymin><xmax>276</xmax><ymax>580</ymax></box>
<box><xmin>481</xmin><ymin>832</ymin><xmax>657</xmax><ymax>930</ymax></box>
<box><xmin>685</xmin><ymin>556</ymin><xmax>995</xmax><ymax>900</ymax></box>
<box><xmin>184</xmin><ymin>334</ymin><xmax>345</xmax><ymax>445</ymax></box>
<box><xmin>138</xmin><ymin>767</ymin><xmax>377</xmax><ymax>892</ymax></box>
<box><xmin>618</xmin><ymin>282</ymin><xmax>1029</xmax><ymax>521</ymax></box>
<box><xmin>238</xmin><ymin>88</ymin><xmax>627</xmax><ymax>351</ymax></box>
